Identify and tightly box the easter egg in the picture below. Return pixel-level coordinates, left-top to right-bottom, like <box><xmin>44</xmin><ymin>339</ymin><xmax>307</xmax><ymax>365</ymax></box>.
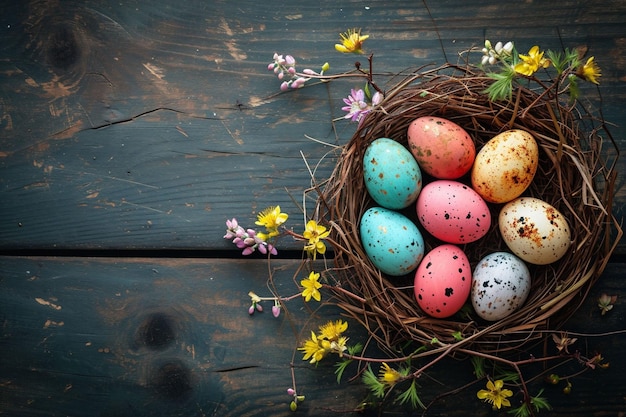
<box><xmin>471</xmin><ymin>252</ymin><xmax>531</xmax><ymax>321</ymax></box>
<box><xmin>471</xmin><ymin>129</ymin><xmax>538</xmax><ymax>203</ymax></box>
<box><xmin>416</xmin><ymin>180</ymin><xmax>491</xmax><ymax>244</ymax></box>
<box><xmin>363</xmin><ymin>138</ymin><xmax>423</xmax><ymax>209</ymax></box>
<box><xmin>407</xmin><ymin>116</ymin><xmax>476</xmax><ymax>179</ymax></box>
<box><xmin>414</xmin><ymin>244</ymin><xmax>471</xmax><ymax>318</ymax></box>
<box><xmin>499</xmin><ymin>197</ymin><xmax>571</xmax><ymax>265</ymax></box>
<box><xmin>360</xmin><ymin>207</ymin><xmax>425</xmax><ymax>276</ymax></box>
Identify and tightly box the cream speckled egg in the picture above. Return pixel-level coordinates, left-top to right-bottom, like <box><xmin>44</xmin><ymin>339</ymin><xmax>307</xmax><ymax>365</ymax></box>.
<box><xmin>471</xmin><ymin>252</ymin><xmax>531</xmax><ymax>321</ymax></box>
<box><xmin>498</xmin><ymin>197</ymin><xmax>571</xmax><ymax>265</ymax></box>
<box><xmin>471</xmin><ymin>129</ymin><xmax>538</xmax><ymax>203</ymax></box>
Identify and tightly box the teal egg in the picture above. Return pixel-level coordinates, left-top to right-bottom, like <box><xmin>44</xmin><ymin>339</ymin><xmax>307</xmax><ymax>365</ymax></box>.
<box><xmin>359</xmin><ymin>207</ymin><xmax>425</xmax><ymax>276</ymax></box>
<box><xmin>363</xmin><ymin>138</ymin><xmax>422</xmax><ymax>209</ymax></box>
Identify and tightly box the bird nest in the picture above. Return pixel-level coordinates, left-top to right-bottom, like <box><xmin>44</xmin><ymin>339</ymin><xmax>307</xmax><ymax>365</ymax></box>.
<box><xmin>316</xmin><ymin>63</ymin><xmax>621</xmax><ymax>355</ymax></box>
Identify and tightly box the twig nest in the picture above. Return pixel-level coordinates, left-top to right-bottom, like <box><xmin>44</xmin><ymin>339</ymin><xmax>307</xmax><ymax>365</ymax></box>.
<box><xmin>317</xmin><ymin>63</ymin><xmax>620</xmax><ymax>353</ymax></box>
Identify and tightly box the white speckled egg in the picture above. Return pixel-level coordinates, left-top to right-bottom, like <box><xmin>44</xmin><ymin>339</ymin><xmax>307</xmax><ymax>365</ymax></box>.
<box><xmin>471</xmin><ymin>129</ymin><xmax>538</xmax><ymax>203</ymax></box>
<box><xmin>416</xmin><ymin>180</ymin><xmax>491</xmax><ymax>244</ymax></box>
<box><xmin>360</xmin><ymin>207</ymin><xmax>425</xmax><ymax>276</ymax></box>
<box><xmin>363</xmin><ymin>138</ymin><xmax>423</xmax><ymax>209</ymax></box>
<box><xmin>471</xmin><ymin>252</ymin><xmax>531</xmax><ymax>321</ymax></box>
<box><xmin>414</xmin><ymin>244</ymin><xmax>471</xmax><ymax>318</ymax></box>
<box><xmin>499</xmin><ymin>197</ymin><xmax>571</xmax><ymax>265</ymax></box>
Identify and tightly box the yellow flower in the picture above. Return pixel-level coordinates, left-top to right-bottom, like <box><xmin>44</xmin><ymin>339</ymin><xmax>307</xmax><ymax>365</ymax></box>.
<box><xmin>318</xmin><ymin>319</ymin><xmax>348</xmax><ymax>340</ymax></box>
<box><xmin>255</xmin><ymin>206</ymin><xmax>288</xmax><ymax>240</ymax></box>
<box><xmin>477</xmin><ymin>379</ymin><xmax>513</xmax><ymax>409</ymax></box>
<box><xmin>300</xmin><ymin>271</ymin><xmax>322</xmax><ymax>302</ymax></box>
<box><xmin>298</xmin><ymin>331</ymin><xmax>330</xmax><ymax>364</ymax></box>
<box><xmin>579</xmin><ymin>56</ymin><xmax>601</xmax><ymax>84</ymax></box>
<box><xmin>303</xmin><ymin>220</ymin><xmax>330</xmax><ymax>259</ymax></box>
<box><xmin>335</xmin><ymin>28</ymin><xmax>369</xmax><ymax>54</ymax></box>
<box><xmin>378</xmin><ymin>362</ymin><xmax>402</xmax><ymax>385</ymax></box>
<box><xmin>513</xmin><ymin>45</ymin><xmax>550</xmax><ymax>76</ymax></box>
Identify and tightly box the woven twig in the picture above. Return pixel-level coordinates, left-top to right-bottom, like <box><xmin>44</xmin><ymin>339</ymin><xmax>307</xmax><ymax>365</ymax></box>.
<box><xmin>317</xmin><ymin>63</ymin><xmax>621</xmax><ymax>354</ymax></box>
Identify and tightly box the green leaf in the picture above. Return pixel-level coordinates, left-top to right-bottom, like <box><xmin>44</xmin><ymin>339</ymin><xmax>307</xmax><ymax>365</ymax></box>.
<box><xmin>334</xmin><ymin>359</ymin><xmax>352</xmax><ymax>383</ymax></box>
<box><xmin>484</xmin><ymin>71</ymin><xmax>515</xmax><ymax>102</ymax></box>
<box><xmin>362</xmin><ymin>366</ymin><xmax>386</xmax><ymax>398</ymax></box>
<box><xmin>395</xmin><ymin>380</ymin><xmax>425</xmax><ymax>410</ymax></box>
<box><xmin>530</xmin><ymin>389</ymin><xmax>552</xmax><ymax>412</ymax></box>
<box><xmin>471</xmin><ymin>356</ymin><xmax>486</xmax><ymax>379</ymax></box>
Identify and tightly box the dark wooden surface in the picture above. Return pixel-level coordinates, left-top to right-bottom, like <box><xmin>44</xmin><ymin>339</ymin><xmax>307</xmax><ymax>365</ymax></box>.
<box><xmin>0</xmin><ymin>1</ymin><xmax>624</xmax><ymax>416</ymax></box>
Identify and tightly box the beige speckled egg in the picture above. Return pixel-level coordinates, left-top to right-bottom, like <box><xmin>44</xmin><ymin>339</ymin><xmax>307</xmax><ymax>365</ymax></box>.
<box><xmin>471</xmin><ymin>129</ymin><xmax>538</xmax><ymax>203</ymax></box>
<box><xmin>498</xmin><ymin>197</ymin><xmax>571</xmax><ymax>265</ymax></box>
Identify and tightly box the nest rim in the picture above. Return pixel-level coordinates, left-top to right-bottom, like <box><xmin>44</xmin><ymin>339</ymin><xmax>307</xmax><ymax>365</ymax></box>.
<box><xmin>317</xmin><ymin>63</ymin><xmax>621</xmax><ymax>355</ymax></box>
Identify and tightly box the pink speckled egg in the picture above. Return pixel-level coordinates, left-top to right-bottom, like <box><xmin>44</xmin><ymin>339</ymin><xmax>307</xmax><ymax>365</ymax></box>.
<box><xmin>414</xmin><ymin>244</ymin><xmax>472</xmax><ymax>318</ymax></box>
<box><xmin>416</xmin><ymin>180</ymin><xmax>491</xmax><ymax>244</ymax></box>
<box><xmin>407</xmin><ymin>116</ymin><xmax>476</xmax><ymax>179</ymax></box>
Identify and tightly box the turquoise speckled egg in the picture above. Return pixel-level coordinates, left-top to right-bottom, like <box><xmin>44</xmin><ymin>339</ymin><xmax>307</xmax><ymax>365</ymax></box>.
<box><xmin>363</xmin><ymin>138</ymin><xmax>422</xmax><ymax>209</ymax></box>
<box><xmin>359</xmin><ymin>207</ymin><xmax>425</xmax><ymax>276</ymax></box>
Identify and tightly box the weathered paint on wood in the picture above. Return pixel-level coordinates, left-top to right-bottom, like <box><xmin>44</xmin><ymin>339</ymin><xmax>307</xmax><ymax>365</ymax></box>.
<box><xmin>0</xmin><ymin>1</ymin><xmax>625</xmax><ymax>416</ymax></box>
<box><xmin>0</xmin><ymin>0</ymin><xmax>624</xmax><ymax>252</ymax></box>
<box><xmin>0</xmin><ymin>257</ymin><xmax>624</xmax><ymax>416</ymax></box>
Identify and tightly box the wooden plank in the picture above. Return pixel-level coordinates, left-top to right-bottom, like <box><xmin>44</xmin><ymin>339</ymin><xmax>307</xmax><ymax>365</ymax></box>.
<box><xmin>0</xmin><ymin>0</ymin><xmax>624</xmax><ymax>252</ymax></box>
<box><xmin>0</xmin><ymin>256</ymin><xmax>624</xmax><ymax>416</ymax></box>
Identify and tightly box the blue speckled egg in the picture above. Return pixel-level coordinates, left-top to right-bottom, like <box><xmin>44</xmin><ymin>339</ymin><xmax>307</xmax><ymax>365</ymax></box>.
<box><xmin>363</xmin><ymin>138</ymin><xmax>422</xmax><ymax>209</ymax></box>
<box><xmin>360</xmin><ymin>207</ymin><xmax>425</xmax><ymax>276</ymax></box>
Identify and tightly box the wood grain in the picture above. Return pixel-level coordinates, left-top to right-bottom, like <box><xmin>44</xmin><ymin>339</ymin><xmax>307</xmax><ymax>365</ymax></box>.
<box><xmin>0</xmin><ymin>0</ymin><xmax>624</xmax><ymax>252</ymax></box>
<box><xmin>0</xmin><ymin>256</ymin><xmax>624</xmax><ymax>416</ymax></box>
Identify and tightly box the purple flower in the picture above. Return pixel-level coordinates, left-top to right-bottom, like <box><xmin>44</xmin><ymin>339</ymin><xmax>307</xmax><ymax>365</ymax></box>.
<box><xmin>342</xmin><ymin>89</ymin><xmax>370</xmax><ymax>123</ymax></box>
<box><xmin>272</xmin><ymin>303</ymin><xmax>281</xmax><ymax>318</ymax></box>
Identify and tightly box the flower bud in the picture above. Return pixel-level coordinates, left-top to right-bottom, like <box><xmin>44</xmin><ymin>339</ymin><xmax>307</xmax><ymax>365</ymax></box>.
<box><xmin>287</xmin><ymin>388</ymin><xmax>296</xmax><ymax>396</ymax></box>
<box><xmin>322</xmin><ymin>62</ymin><xmax>330</xmax><ymax>72</ymax></box>
<box><xmin>484</xmin><ymin>39</ymin><xmax>492</xmax><ymax>49</ymax></box>
<box><xmin>272</xmin><ymin>304</ymin><xmax>281</xmax><ymax>318</ymax></box>
<box><xmin>290</xmin><ymin>401</ymin><xmax>297</xmax><ymax>412</ymax></box>
<box><xmin>248</xmin><ymin>305</ymin><xmax>255</xmax><ymax>315</ymax></box>
<box><xmin>280</xmin><ymin>81</ymin><xmax>289</xmax><ymax>91</ymax></box>
<box><xmin>256</xmin><ymin>303</ymin><xmax>263</xmax><ymax>312</ymax></box>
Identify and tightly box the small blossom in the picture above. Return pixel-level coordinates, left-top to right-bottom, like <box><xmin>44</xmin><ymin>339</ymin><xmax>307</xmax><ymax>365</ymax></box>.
<box><xmin>598</xmin><ymin>293</ymin><xmax>617</xmax><ymax>315</ymax></box>
<box><xmin>342</xmin><ymin>88</ymin><xmax>370</xmax><ymax>123</ymax></box>
<box><xmin>248</xmin><ymin>291</ymin><xmax>263</xmax><ymax>315</ymax></box>
<box><xmin>272</xmin><ymin>302</ymin><xmax>281</xmax><ymax>318</ymax></box>
<box><xmin>335</xmin><ymin>28</ymin><xmax>369</xmax><ymax>54</ymax></box>
<box><xmin>255</xmin><ymin>206</ymin><xmax>288</xmax><ymax>240</ymax></box>
<box><xmin>514</xmin><ymin>45</ymin><xmax>550</xmax><ymax>76</ymax></box>
<box><xmin>378</xmin><ymin>362</ymin><xmax>402</xmax><ymax>385</ymax></box>
<box><xmin>579</xmin><ymin>56</ymin><xmax>601</xmax><ymax>84</ymax></box>
<box><xmin>303</xmin><ymin>220</ymin><xmax>330</xmax><ymax>259</ymax></box>
<box><xmin>477</xmin><ymin>379</ymin><xmax>513</xmax><ymax>410</ymax></box>
<box><xmin>299</xmin><ymin>331</ymin><xmax>330</xmax><ymax>363</ymax></box>
<box><xmin>318</xmin><ymin>319</ymin><xmax>348</xmax><ymax>340</ymax></box>
<box><xmin>300</xmin><ymin>271</ymin><xmax>322</xmax><ymax>302</ymax></box>
<box><xmin>552</xmin><ymin>332</ymin><xmax>577</xmax><ymax>353</ymax></box>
